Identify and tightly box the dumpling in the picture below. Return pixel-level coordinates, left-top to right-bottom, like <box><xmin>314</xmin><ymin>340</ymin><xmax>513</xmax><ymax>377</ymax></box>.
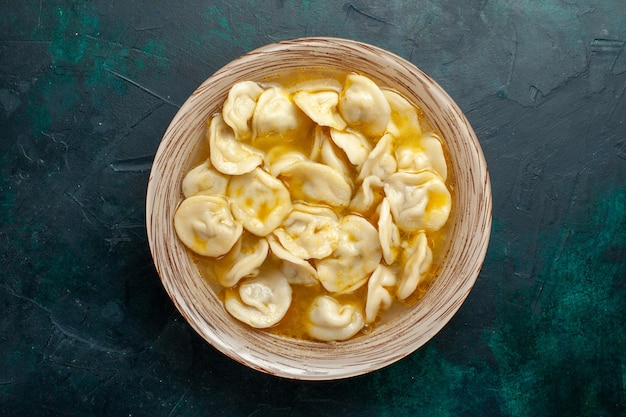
<box><xmin>273</xmin><ymin>203</ymin><xmax>340</xmax><ymax>260</ymax></box>
<box><xmin>377</xmin><ymin>197</ymin><xmax>401</xmax><ymax>265</ymax></box>
<box><xmin>224</xmin><ymin>268</ymin><xmax>292</xmax><ymax>328</ymax></box>
<box><xmin>349</xmin><ymin>175</ymin><xmax>384</xmax><ymax>214</ymax></box>
<box><xmin>396</xmin><ymin>132</ymin><xmax>448</xmax><ymax>180</ymax></box>
<box><xmin>174</xmin><ymin>195</ymin><xmax>243</xmax><ymax>257</ymax></box>
<box><xmin>384</xmin><ymin>170</ymin><xmax>451</xmax><ymax>232</ymax></box>
<box><xmin>382</xmin><ymin>89</ymin><xmax>422</xmax><ymax>138</ymax></box>
<box><xmin>210</xmin><ymin>234</ymin><xmax>270</xmax><ymax>288</ymax></box>
<box><xmin>227</xmin><ymin>167</ymin><xmax>292</xmax><ymax>236</ymax></box>
<box><xmin>315</xmin><ymin>215</ymin><xmax>382</xmax><ymax>294</ymax></box>
<box><xmin>365</xmin><ymin>264</ymin><xmax>397</xmax><ymax>323</ymax></box>
<box><xmin>267</xmin><ymin>235</ymin><xmax>319</xmax><ymax>286</ymax></box>
<box><xmin>181</xmin><ymin>159</ymin><xmax>230</xmax><ymax>198</ymax></box>
<box><xmin>253</xmin><ymin>86</ymin><xmax>310</xmax><ymax>138</ymax></box>
<box><xmin>279</xmin><ymin>160</ymin><xmax>352</xmax><ymax>207</ymax></box>
<box><xmin>358</xmin><ymin>132</ymin><xmax>397</xmax><ymax>182</ymax></box>
<box><xmin>311</xmin><ymin>126</ymin><xmax>354</xmax><ymax>181</ymax></box>
<box><xmin>208</xmin><ymin>114</ymin><xmax>264</xmax><ymax>175</ymax></box>
<box><xmin>222</xmin><ymin>81</ymin><xmax>264</xmax><ymax>140</ymax></box>
<box><xmin>329</xmin><ymin>128</ymin><xmax>371</xmax><ymax>167</ymax></box>
<box><xmin>287</xmin><ymin>78</ymin><xmax>343</xmax><ymax>94</ymax></box>
<box><xmin>268</xmin><ymin>151</ymin><xmax>308</xmax><ymax>177</ymax></box>
<box><xmin>306</xmin><ymin>295</ymin><xmax>364</xmax><ymax>341</ymax></box>
<box><xmin>293</xmin><ymin>90</ymin><xmax>347</xmax><ymax>131</ymax></box>
<box><xmin>396</xmin><ymin>231</ymin><xmax>432</xmax><ymax>300</ymax></box>
<box><xmin>338</xmin><ymin>73</ymin><xmax>391</xmax><ymax>137</ymax></box>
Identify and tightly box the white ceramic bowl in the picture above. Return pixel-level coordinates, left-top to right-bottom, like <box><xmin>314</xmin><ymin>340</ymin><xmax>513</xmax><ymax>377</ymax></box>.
<box><xmin>146</xmin><ymin>37</ymin><xmax>491</xmax><ymax>380</ymax></box>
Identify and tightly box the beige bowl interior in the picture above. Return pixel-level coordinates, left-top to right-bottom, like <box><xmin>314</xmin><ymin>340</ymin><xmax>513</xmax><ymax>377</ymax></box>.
<box><xmin>146</xmin><ymin>37</ymin><xmax>491</xmax><ymax>380</ymax></box>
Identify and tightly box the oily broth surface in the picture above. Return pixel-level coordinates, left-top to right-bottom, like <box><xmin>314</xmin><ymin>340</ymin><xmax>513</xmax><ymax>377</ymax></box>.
<box><xmin>188</xmin><ymin>68</ymin><xmax>455</xmax><ymax>341</ymax></box>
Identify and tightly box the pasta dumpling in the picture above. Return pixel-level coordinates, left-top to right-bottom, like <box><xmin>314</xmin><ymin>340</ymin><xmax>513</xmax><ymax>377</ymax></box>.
<box><xmin>174</xmin><ymin>195</ymin><xmax>243</xmax><ymax>257</ymax></box>
<box><xmin>377</xmin><ymin>197</ymin><xmax>401</xmax><ymax>265</ymax></box>
<box><xmin>228</xmin><ymin>168</ymin><xmax>292</xmax><ymax>236</ymax></box>
<box><xmin>365</xmin><ymin>264</ymin><xmax>397</xmax><ymax>323</ymax></box>
<box><xmin>222</xmin><ymin>81</ymin><xmax>264</xmax><ymax>140</ymax></box>
<box><xmin>307</xmin><ymin>295</ymin><xmax>364</xmax><ymax>341</ymax></box>
<box><xmin>224</xmin><ymin>269</ymin><xmax>292</xmax><ymax>328</ymax></box>
<box><xmin>181</xmin><ymin>159</ymin><xmax>229</xmax><ymax>198</ymax></box>
<box><xmin>315</xmin><ymin>215</ymin><xmax>382</xmax><ymax>294</ymax></box>
<box><xmin>329</xmin><ymin>128</ymin><xmax>371</xmax><ymax>167</ymax></box>
<box><xmin>384</xmin><ymin>170</ymin><xmax>451</xmax><ymax>232</ymax></box>
<box><xmin>396</xmin><ymin>132</ymin><xmax>448</xmax><ymax>180</ymax></box>
<box><xmin>338</xmin><ymin>73</ymin><xmax>391</xmax><ymax>137</ymax></box>
<box><xmin>267</xmin><ymin>235</ymin><xmax>319</xmax><ymax>286</ymax></box>
<box><xmin>208</xmin><ymin>114</ymin><xmax>264</xmax><ymax>175</ymax></box>
<box><xmin>383</xmin><ymin>89</ymin><xmax>422</xmax><ymax>138</ymax></box>
<box><xmin>279</xmin><ymin>160</ymin><xmax>352</xmax><ymax>207</ymax></box>
<box><xmin>253</xmin><ymin>86</ymin><xmax>310</xmax><ymax>137</ymax></box>
<box><xmin>358</xmin><ymin>132</ymin><xmax>397</xmax><ymax>182</ymax></box>
<box><xmin>293</xmin><ymin>90</ymin><xmax>347</xmax><ymax>131</ymax></box>
<box><xmin>273</xmin><ymin>204</ymin><xmax>340</xmax><ymax>260</ymax></box>
<box><xmin>210</xmin><ymin>234</ymin><xmax>270</xmax><ymax>288</ymax></box>
<box><xmin>397</xmin><ymin>232</ymin><xmax>432</xmax><ymax>300</ymax></box>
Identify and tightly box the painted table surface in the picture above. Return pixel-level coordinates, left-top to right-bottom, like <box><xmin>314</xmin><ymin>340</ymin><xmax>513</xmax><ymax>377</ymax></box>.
<box><xmin>1</xmin><ymin>1</ymin><xmax>625</xmax><ymax>416</ymax></box>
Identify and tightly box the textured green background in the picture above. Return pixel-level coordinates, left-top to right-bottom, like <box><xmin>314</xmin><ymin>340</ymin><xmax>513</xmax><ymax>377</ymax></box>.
<box><xmin>1</xmin><ymin>1</ymin><xmax>625</xmax><ymax>416</ymax></box>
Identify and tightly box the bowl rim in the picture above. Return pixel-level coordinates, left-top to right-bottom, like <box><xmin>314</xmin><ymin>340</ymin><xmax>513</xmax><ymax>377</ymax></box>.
<box><xmin>146</xmin><ymin>36</ymin><xmax>492</xmax><ymax>380</ymax></box>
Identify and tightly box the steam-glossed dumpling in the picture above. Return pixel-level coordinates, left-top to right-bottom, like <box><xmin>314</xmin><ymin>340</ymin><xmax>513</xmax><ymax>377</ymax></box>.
<box><xmin>279</xmin><ymin>160</ymin><xmax>352</xmax><ymax>207</ymax></box>
<box><xmin>181</xmin><ymin>159</ymin><xmax>229</xmax><ymax>198</ymax></box>
<box><xmin>358</xmin><ymin>132</ymin><xmax>397</xmax><ymax>182</ymax></box>
<box><xmin>228</xmin><ymin>168</ymin><xmax>292</xmax><ymax>236</ymax></box>
<box><xmin>310</xmin><ymin>126</ymin><xmax>354</xmax><ymax>181</ymax></box>
<box><xmin>349</xmin><ymin>175</ymin><xmax>384</xmax><ymax>214</ymax></box>
<box><xmin>378</xmin><ymin>197</ymin><xmax>401</xmax><ymax>265</ymax></box>
<box><xmin>208</xmin><ymin>114</ymin><xmax>264</xmax><ymax>175</ymax></box>
<box><xmin>293</xmin><ymin>90</ymin><xmax>347</xmax><ymax>131</ymax></box>
<box><xmin>365</xmin><ymin>264</ymin><xmax>397</xmax><ymax>323</ymax></box>
<box><xmin>253</xmin><ymin>86</ymin><xmax>309</xmax><ymax>137</ymax></box>
<box><xmin>224</xmin><ymin>269</ymin><xmax>292</xmax><ymax>328</ymax></box>
<box><xmin>267</xmin><ymin>235</ymin><xmax>319</xmax><ymax>286</ymax></box>
<box><xmin>212</xmin><ymin>234</ymin><xmax>270</xmax><ymax>288</ymax></box>
<box><xmin>338</xmin><ymin>73</ymin><xmax>391</xmax><ymax>137</ymax></box>
<box><xmin>174</xmin><ymin>195</ymin><xmax>243</xmax><ymax>257</ymax></box>
<box><xmin>315</xmin><ymin>215</ymin><xmax>382</xmax><ymax>294</ymax></box>
<box><xmin>384</xmin><ymin>170</ymin><xmax>451</xmax><ymax>232</ymax></box>
<box><xmin>329</xmin><ymin>128</ymin><xmax>371</xmax><ymax>167</ymax></box>
<box><xmin>268</xmin><ymin>151</ymin><xmax>308</xmax><ymax>177</ymax></box>
<box><xmin>396</xmin><ymin>132</ymin><xmax>448</xmax><ymax>180</ymax></box>
<box><xmin>382</xmin><ymin>89</ymin><xmax>422</xmax><ymax>138</ymax></box>
<box><xmin>222</xmin><ymin>81</ymin><xmax>264</xmax><ymax>140</ymax></box>
<box><xmin>397</xmin><ymin>231</ymin><xmax>432</xmax><ymax>300</ymax></box>
<box><xmin>307</xmin><ymin>295</ymin><xmax>364</xmax><ymax>341</ymax></box>
<box><xmin>273</xmin><ymin>204</ymin><xmax>340</xmax><ymax>260</ymax></box>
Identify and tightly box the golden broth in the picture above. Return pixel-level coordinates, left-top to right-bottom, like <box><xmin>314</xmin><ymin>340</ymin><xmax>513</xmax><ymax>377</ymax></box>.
<box><xmin>188</xmin><ymin>68</ymin><xmax>456</xmax><ymax>341</ymax></box>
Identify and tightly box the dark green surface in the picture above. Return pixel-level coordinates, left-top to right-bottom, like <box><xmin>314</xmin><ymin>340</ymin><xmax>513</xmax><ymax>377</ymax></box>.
<box><xmin>1</xmin><ymin>1</ymin><xmax>625</xmax><ymax>415</ymax></box>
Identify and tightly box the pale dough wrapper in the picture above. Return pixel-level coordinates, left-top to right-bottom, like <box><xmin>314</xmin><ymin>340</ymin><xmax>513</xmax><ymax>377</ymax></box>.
<box><xmin>397</xmin><ymin>231</ymin><xmax>433</xmax><ymax>300</ymax></box>
<box><xmin>365</xmin><ymin>264</ymin><xmax>397</xmax><ymax>323</ymax></box>
<box><xmin>224</xmin><ymin>269</ymin><xmax>292</xmax><ymax>328</ymax></box>
<box><xmin>222</xmin><ymin>81</ymin><xmax>264</xmax><ymax>141</ymax></box>
<box><xmin>174</xmin><ymin>195</ymin><xmax>243</xmax><ymax>257</ymax></box>
<box><xmin>396</xmin><ymin>132</ymin><xmax>448</xmax><ymax>181</ymax></box>
<box><xmin>307</xmin><ymin>295</ymin><xmax>364</xmax><ymax>341</ymax></box>
<box><xmin>228</xmin><ymin>167</ymin><xmax>292</xmax><ymax>237</ymax></box>
<box><xmin>338</xmin><ymin>73</ymin><xmax>391</xmax><ymax>137</ymax></box>
<box><xmin>181</xmin><ymin>159</ymin><xmax>229</xmax><ymax>198</ymax></box>
<box><xmin>293</xmin><ymin>90</ymin><xmax>347</xmax><ymax>131</ymax></box>
<box><xmin>208</xmin><ymin>114</ymin><xmax>264</xmax><ymax>176</ymax></box>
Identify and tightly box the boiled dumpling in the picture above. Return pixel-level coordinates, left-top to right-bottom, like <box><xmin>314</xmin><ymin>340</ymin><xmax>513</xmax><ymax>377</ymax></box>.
<box><xmin>396</xmin><ymin>132</ymin><xmax>447</xmax><ymax>180</ymax></box>
<box><xmin>268</xmin><ymin>151</ymin><xmax>308</xmax><ymax>177</ymax></box>
<box><xmin>288</xmin><ymin>78</ymin><xmax>343</xmax><ymax>94</ymax></box>
<box><xmin>222</xmin><ymin>81</ymin><xmax>264</xmax><ymax>140</ymax></box>
<box><xmin>253</xmin><ymin>86</ymin><xmax>310</xmax><ymax>138</ymax></box>
<box><xmin>315</xmin><ymin>215</ymin><xmax>382</xmax><ymax>294</ymax></box>
<box><xmin>382</xmin><ymin>89</ymin><xmax>422</xmax><ymax>138</ymax></box>
<box><xmin>349</xmin><ymin>175</ymin><xmax>384</xmax><ymax>214</ymax></box>
<box><xmin>228</xmin><ymin>167</ymin><xmax>292</xmax><ymax>236</ymax></box>
<box><xmin>211</xmin><ymin>234</ymin><xmax>270</xmax><ymax>288</ymax></box>
<box><xmin>279</xmin><ymin>160</ymin><xmax>352</xmax><ymax>207</ymax></box>
<box><xmin>377</xmin><ymin>197</ymin><xmax>401</xmax><ymax>265</ymax></box>
<box><xmin>310</xmin><ymin>126</ymin><xmax>354</xmax><ymax>181</ymax></box>
<box><xmin>273</xmin><ymin>203</ymin><xmax>340</xmax><ymax>260</ymax></box>
<box><xmin>397</xmin><ymin>231</ymin><xmax>432</xmax><ymax>300</ymax></box>
<box><xmin>365</xmin><ymin>264</ymin><xmax>397</xmax><ymax>323</ymax></box>
<box><xmin>329</xmin><ymin>128</ymin><xmax>371</xmax><ymax>167</ymax></box>
<box><xmin>181</xmin><ymin>159</ymin><xmax>229</xmax><ymax>198</ymax></box>
<box><xmin>267</xmin><ymin>235</ymin><xmax>319</xmax><ymax>286</ymax></box>
<box><xmin>338</xmin><ymin>73</ymin><xmax>391</xmax><ymax>137</ymax></box>
<box><xmin>293</xmin><ymin>90</ymin><xmax>347</xmax><ymax>131</ymax></box>
<box><xmin>358</xmin><ymin>132</ymin><xmax>397</xmax><ymax>182</ymax></box>
<box><xmin>307</xmin><ymin>295</ymin><xmax>364</xmax><ymax>341</ymax></box>
<box><xmin>384</xmin><ymin>170</ymin><xmax>451</xmax><ymax>232</ymax></box>
<box><xmin>224</xmin><ymin>268</ymin><xmax>292</xmax><ymax>328</ymax></box>
<box><xmin>174</xmin><ymin>195</ymin><xmax>243</xmax><ymax>257</ymax></box>
<box><xmin>208</xmin><ymin>114</ymin><xmax>264</xmax><ymax>175</ymax></box>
